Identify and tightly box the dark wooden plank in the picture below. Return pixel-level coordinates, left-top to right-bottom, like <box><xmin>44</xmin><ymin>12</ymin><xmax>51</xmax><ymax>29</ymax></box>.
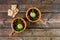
<box><xmin>20</xmin><ymin>37</ymin><xmax>60</xmax><ymax>40</ymax></box>
<box><xmin>52</xmin><ymin>37</ymin><xmax>60</xmax><ymax>40</ymax></box>
<box><xmin>0</xmin><ymin>29</ymin><xmax>32</xmax><ymax>37</ymax></box>
<box><xmin>0</xmin><ymin>4</ymin><xmax>60</xmax><ymax>12</ymax></box>
<box><xmin>24</xmin><ymin>37</ymin><xmax>50</xmax><ymax>40</ymax></box>
<box><xmin>0</xmin><ymin>37</ymin><xmax>24</xmax><ymax>40</ymax></box>
<box><xmin>0</xmin><ymin>37</ymin><xmax>51</xmax><ymax>40</ymax></box>
<box><xmin>1</xmin><ymin>37</ymin><xmax>60</xmax><ymax>40</ymax></box>
<box><xmin>0</xmin><ymin>0</ymin><xmax>58</xmax><ymax>4</ymax></box>
<box><xmin>0</xmin><ymin>29</ymin><xmax>60</xmax><ymax>37</ymax></box>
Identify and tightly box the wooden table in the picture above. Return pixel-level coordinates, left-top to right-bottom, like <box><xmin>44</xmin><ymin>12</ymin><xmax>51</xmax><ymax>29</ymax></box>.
<box><xmin>0</xmin><ymin>0</ymin><xmax>60</xmax><ymax>40</ymax></box>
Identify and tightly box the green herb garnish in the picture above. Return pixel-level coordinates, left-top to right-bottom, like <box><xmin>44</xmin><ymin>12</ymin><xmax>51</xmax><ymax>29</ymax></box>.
<box><xmin>15</xmin><ymin>24</ymin><xmax>23</xmax><ymax>31</ymax></box>
<box><xmin>17</xmin><ymin>19</ymin><xmax>21</xmax><ymax>24</ymax></box>
<box><xmin>30</xmin><ymin>9</ymin><xmax>36</xmax><ymax>17</ymax></box>
<box><xmin>32</xmin><ymin>17</ymin><xmax>37</xmax><ymax>21</ymax></box>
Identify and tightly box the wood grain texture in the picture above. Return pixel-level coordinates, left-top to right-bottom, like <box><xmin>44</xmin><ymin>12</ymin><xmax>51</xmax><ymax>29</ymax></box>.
<box><xmin>1</xmin><ymin>29</ymin><xmax>60</xmax><ymax>37</ymax></box>
<box><xmin>0</xmin><ymin>4</ymin><xmax>60</xmax><ymax>12</ymax></box>
<box><xmin>0</xmin><ymin>0</ymin><xmax>56</xmax><ymax>4</ymax></box>
<box><xmin>1</xmin><ymin>37</ymin><xmax>60</xmax><ymax>40</ymax></box>
<box><xmin>0</xmin><ymin>0</ymin><xmax>60</xmax><ymax>4</ymax></box>
<box><xmin>0</xmin><ymin>0</ymin><xmax>60</xmax><ymax>40</ymax></box>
